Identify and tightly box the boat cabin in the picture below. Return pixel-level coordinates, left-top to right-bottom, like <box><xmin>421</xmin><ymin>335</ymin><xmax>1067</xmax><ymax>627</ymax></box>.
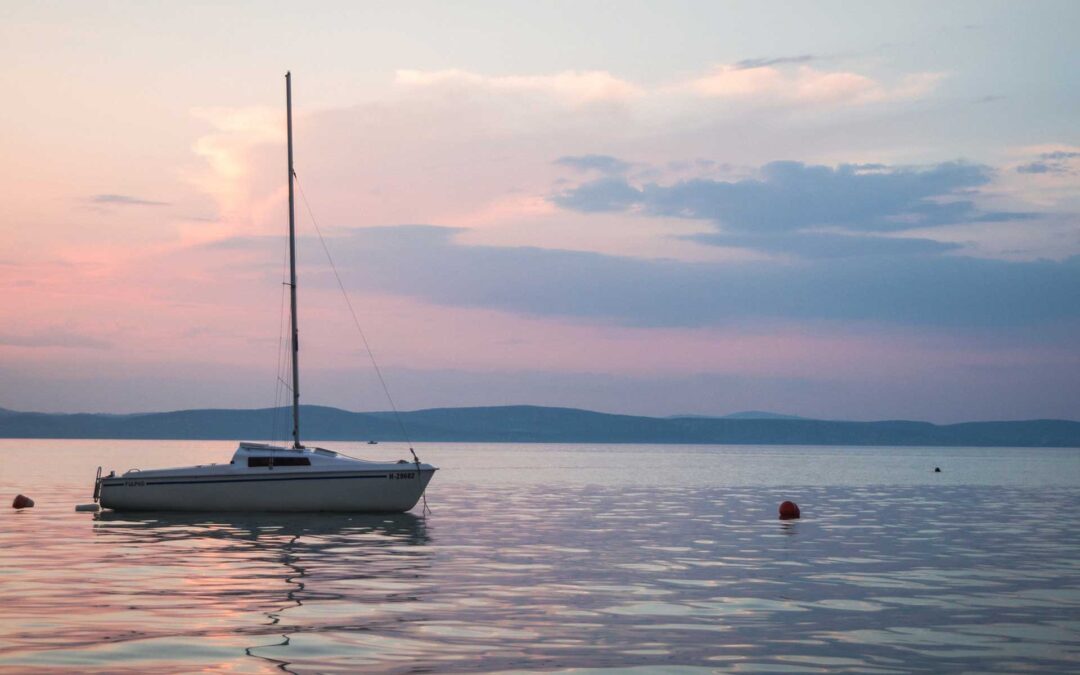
<box><xmin>231</xmin><ymin>442</ymin><xmax>339</xmax><ymax>468</ymax></box>
<box><xmin>231</xmin><ymin>442</ymin><xmax>411</xmax><ymax>470</ymax></box>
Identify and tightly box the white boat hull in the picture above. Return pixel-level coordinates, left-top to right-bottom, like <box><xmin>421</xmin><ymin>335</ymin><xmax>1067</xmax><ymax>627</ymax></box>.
<box><xmin>99</xmin><ymin>468</ymin><xmax>435</xmax><ymax>513</ymax></box>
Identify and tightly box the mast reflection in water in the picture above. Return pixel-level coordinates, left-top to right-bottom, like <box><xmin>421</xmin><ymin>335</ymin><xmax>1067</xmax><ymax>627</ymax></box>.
<box><xmin>91</xmin><ymin>512</ymin><xmax>430</xmax><ymax>673</ymax></box>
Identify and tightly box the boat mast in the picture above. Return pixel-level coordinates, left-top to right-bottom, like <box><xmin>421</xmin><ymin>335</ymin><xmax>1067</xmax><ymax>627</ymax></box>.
<box><xmin>286</xmin><ymin>72</ymin><xmax>301</xmax><ymax>448</ymax></box>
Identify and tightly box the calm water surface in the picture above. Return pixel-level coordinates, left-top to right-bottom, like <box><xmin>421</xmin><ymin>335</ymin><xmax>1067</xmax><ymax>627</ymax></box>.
<box><xmin>1</xmin><ymin>441</ymin><xmax>1078</xmax><ymax>673</ymax></box>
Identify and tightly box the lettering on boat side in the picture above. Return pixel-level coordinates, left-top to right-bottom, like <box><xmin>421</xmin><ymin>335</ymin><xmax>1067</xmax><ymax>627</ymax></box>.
<box><xmin>388</xmin><ymin>472</ymin><xmax>416</xmax><ymax>480</ymax></box>
<box><xmin>124</xmin><ymin>480</ymin><xmax>146</xmax><ymax>487</ymax></box>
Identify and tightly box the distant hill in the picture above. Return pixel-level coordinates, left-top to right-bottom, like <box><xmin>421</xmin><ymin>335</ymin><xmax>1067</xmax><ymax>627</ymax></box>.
<box><xmin>666</xmin><ymin>411</ymin><xmax>807</xmax><ymax>421</ymax></box>
<box><xmin>723</xmin><ymin>411</ymin><xmax>808</xmax><ymax>420</ymax></box>
<box><xmin>669</xmin><ymin>411</ymin><xmax>807</xmax><ymax>420</ymax></box>
<box><xmin>0</xmin><ymin>405</ymin><xmax>1077</xmax><ymax>447</ymax></box>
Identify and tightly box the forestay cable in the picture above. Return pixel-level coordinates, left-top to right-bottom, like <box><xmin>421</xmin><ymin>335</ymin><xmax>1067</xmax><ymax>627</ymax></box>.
<box><xmin>291</xmin><ymin>172</ymin><xmax>428</xmax><ymax>485</ymax></box>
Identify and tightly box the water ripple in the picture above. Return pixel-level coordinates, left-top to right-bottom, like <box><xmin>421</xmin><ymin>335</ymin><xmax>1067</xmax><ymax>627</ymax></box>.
<box><xmin>1</xmin><ymin>446</ymin><xmax>1079</xmax><ymax>672</ymax></box>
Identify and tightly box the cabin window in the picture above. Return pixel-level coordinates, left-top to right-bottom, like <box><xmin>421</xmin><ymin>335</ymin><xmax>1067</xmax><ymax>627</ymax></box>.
<box><xmin>248</xmin><ymin>456</ymin><xmax>311</xmax><ymax>467</ymax></box>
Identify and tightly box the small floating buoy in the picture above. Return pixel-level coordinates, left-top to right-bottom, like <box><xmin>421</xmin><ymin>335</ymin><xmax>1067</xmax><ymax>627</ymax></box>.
<box><xmin>934</xmin><ymin>467</ymin><xmax>941</xmax><ymax>473</ymax></box>
<box><xmin>75</xmin><ymin>503</ymin><xmax>100</xmax><ymax>512</ymax></box>
<box><xmin>778</xmin><ymin>500</ymin><xmax>800</xmax><ymax>520</ymax></box>
<box><xmin>12</xmin><ymin>494</ymin><xmax>34</xmax><ymax>509</ymax></box>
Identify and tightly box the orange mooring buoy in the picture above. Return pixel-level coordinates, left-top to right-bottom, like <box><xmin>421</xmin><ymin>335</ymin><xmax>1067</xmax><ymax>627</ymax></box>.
<box><xmin>778</xmin><ymin>500</ymin><xmax>800</xmax><ymax>520</ymax></box>
<box><xmin>12</xmin><ymin>494</ymin><xmax>34</xmax><ymax>509</ymax></box>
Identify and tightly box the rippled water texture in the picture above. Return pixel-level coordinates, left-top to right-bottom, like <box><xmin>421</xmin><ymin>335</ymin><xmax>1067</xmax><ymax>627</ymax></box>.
<box><xmin>1</xmin><ymin>441</ymin><xmax>1079</xmax><ymax>673</ymax></box>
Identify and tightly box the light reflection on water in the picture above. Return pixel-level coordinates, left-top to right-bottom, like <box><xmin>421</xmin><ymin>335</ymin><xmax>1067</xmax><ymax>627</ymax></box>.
<box><xmin>0</xmin><ymin>441</ymin><xmax>1079</xmax><ymax>673</ymax></box>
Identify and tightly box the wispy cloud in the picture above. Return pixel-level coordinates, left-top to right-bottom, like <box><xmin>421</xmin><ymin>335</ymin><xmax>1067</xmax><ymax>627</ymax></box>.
<box><xmin>554</xmin><ymin>155</ymin><xmax>631</xmax><ymax>175</ymax></box>
<box><xmin>683</xmin><ymin>65</ymin><xmax>945</xmax><ymax>105</ymax></box>
<box><xmin>395</xmin><ymin>68</ymin><xmax>643</xmax><ymax>104</ymax></box>
<box><xmin>208</xmin><ymin>225</ymin><xmax>1080</xmax><ymax>329</ymax></box>
<box><xmin>395</xmin><ymin>63</ymin><xmax>943</xmax><ymax>110</ymax></box>
<box><xmin>90</xmin><ymin>194</ymin><xmax>169</xmax><ymax>207</ymax></box>
<box><xmin>733</xmin><ymin>54</ymin><xmax>816</xmax><ymax>70</ymax></box>
<box><xmin>1017</xmin><ymin>151</ymin><xmax>1080</xmax><ymax>175</ymax></box>
<box><xmin>684</xmin><ymin>231</ymin><xmax>962</xmax><ymax>259</ymax></box>
<box><xmin>0</xmin><ymin>330</ymin><xmax>110</xmax><ymax>350</ymax></box>
<box><xmin>550</xmin><ymin>159</ymin><xmax>1046</xmax><ymax>259</ymax></box>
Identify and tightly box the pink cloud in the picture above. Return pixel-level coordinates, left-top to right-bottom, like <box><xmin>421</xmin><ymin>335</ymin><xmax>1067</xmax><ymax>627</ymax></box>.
<box><xmin>186</xmin><ymin>106</ymin><xmax>286</xmax><ymax>243</ymax></box>
<box><xmin>395</xmin><ymin>68</ymin><xmax>643</xmax><ymax>105</ymax></box>
<box><xmin>395</xmin><ymin>64</ymin><xmax>943</xmax><ymax>110</ymax></box>
<box><xmin>686</xmin><ymin>65</ymin><xmax>945</xmax><ymax>105</ymax></box>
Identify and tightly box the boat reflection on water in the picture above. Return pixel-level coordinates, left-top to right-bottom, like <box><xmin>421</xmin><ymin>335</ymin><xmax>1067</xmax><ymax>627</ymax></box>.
<box><xmin>90</xmin><ymin>511</ymin><xmax>432</xmax><ymax>672</ymax></box>
<box><xmin>91</xmin><ymin>510</ymin><xmax>430</xmax><ymax>544</ymax></box>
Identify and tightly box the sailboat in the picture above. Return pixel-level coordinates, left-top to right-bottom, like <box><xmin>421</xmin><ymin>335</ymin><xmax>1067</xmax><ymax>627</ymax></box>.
<box><xmin>93</xmin><ymin>73</ymin><xmax>437</xmax><ymax>512</ymax></box>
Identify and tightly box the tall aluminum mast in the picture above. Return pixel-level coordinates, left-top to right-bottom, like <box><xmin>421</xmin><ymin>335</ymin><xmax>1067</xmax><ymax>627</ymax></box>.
<box><xmin>286</xmin><ymin>72</ymin><xmax>301</xmax><ymax>448</ymax></box>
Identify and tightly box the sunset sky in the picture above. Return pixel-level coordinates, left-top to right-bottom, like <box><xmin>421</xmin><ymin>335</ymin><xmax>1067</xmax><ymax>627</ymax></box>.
<box><xmin>1</xmin><ymin>1</ymin><xmax>1077</xmax><ymax>421</ymax></box>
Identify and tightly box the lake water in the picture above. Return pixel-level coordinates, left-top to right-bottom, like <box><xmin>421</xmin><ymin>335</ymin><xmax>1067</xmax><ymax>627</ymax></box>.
<box><xmin>1</xmin><ymin>440</ymin><xmax>1078</xmax><ymax>673</ymax></box>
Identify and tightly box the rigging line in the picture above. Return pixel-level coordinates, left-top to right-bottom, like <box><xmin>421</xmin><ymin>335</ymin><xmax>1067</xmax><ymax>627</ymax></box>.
<box><xmin>276</xmin><ymin>275</ymin><xmax>293</xmax><ymax>443</ymax></box>
<box><xmin>271</xmin><ymin>240</ymin><xmax>290</xmax><ymax>444</ymax></box>
<box><xmin>272</xmin><ymin>286</ymin><xmax>287</xmax><ymax>440</ymax></box>
<box><xmin>270</xmin><ymin>230</ymin><xmax>291</xmax><ymax>442</ymax></box>
<box><xmin>291</xmin><ymin>171</ymin><xmax>417</xmax><ymax>453</ymax></box>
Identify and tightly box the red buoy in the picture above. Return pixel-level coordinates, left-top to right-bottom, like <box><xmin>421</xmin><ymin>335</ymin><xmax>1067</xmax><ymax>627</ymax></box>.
<box><xmin>778</xmin><ymin>500</ymin><xmax>800</xmax><ymax>520</ymax></box>
<box><xmin>12</xmin><ymin>494</ymin><xmax>34</xmax><ymax>509</ymax></box>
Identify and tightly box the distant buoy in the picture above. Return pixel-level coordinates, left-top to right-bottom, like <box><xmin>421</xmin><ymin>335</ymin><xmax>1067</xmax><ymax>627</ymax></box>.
<box><xmin>778</xmin><ymin>500</ymin><xmax>800</xmax><ymax>520</ymax></box>
<box><xmin>934</xmin><ymin>467</ymin><xmax>941</xmax><ymax>473</ymax></box>
<box><xmin>12</xmin><ymin>494</ymin><xmax>34</xmax><ymax>509</ymax></box>
<box><xmin>75</xmin><ymin>503</ymin><xmax>100</xmax><ymax>512</ymax></box>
